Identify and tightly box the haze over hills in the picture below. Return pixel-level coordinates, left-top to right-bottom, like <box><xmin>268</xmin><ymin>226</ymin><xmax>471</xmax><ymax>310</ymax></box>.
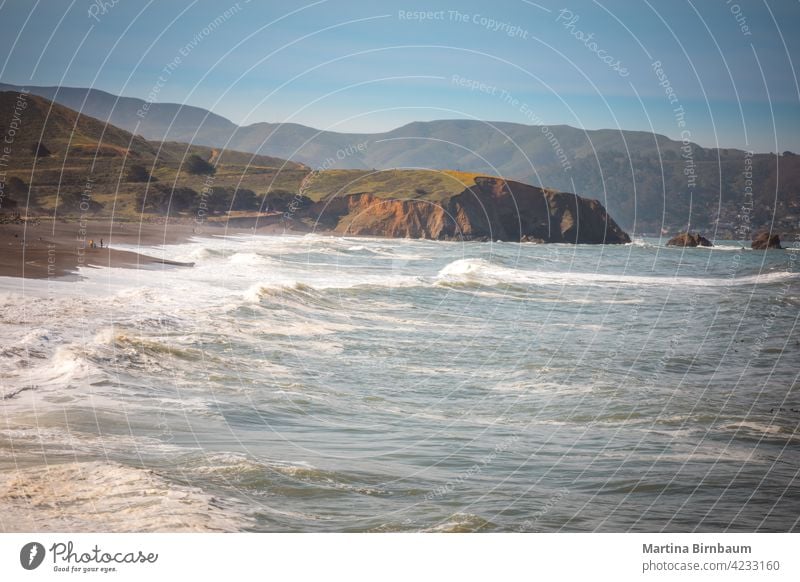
<box><xmin>2</xmin><ymin>82</ymin><xmax>799</xmax><ymax>236</ymax></box>
<box><xmin>0</xmin><ymin>83</ymin><xmax>237</xmax><ymax>146</ymax></box>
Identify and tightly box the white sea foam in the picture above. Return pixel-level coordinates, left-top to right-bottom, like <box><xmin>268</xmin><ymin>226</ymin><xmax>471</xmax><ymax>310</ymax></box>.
<box><xmin>720</xmin><ymin>421</ymin><xmax>798</xmax><ymax>440</ymax></box>
<box><xmin>435</xmin><ymin>258</ymin><xmax>799</xmax><ymax>288</ymax></box>
<box><xmin>0</xmin><ymin>462</ymin><xmax>247</xmax><ymax>532</ymax></box>
<box><xmin>629</xmin><ymin>238</ymin><xmax>655</xmax><ymax>248</ymax></box>
<box><xmin>243</xmin><ymin>281</ymin><xmax>309</xmax><ymax>304</ymax></box>
<box><xmin>423</xmin><ymin>513</ymin><xmax>495</xmax><ymax>532</ymax></box>
<box><xmin>242</xmin><ymin>273</ymin><xmax>423</xmax><ymax>303</ymax></box>
<box><xmin>228</xmin><ymin>252</ymin><xmax>277</xmax><ymax>267</ymax></box>
<box><xmin>2</xmin><ymin>345</ymin><xmax>104</xmax><ymax>402</ymax></box>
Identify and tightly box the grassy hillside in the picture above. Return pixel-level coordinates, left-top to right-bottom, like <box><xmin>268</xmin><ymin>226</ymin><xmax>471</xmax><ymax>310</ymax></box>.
<box><xmin>0</xmin><ymin>91</ymin><xmax>306</xmax><ymax>218</ymax></box>
<box><xmin>298</xmin><ymin>169</ymin><xmax>497</xmax><ymax>202</ymax></box>
<box><xmin>0</xmin><ymin>92</ymin><xmax>541</xmax><ymax>223</ymax></box>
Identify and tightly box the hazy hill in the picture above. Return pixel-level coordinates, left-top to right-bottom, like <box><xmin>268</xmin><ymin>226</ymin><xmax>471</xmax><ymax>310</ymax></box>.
<box><xmin>0</xmin><ymin>83</ymin><xmax>237</xmax><ymax>145</ymax></box>
<box><xmin>0</xmin><ymin>90</ymin><xmax>156</xmax><ymax>159</ymax></box>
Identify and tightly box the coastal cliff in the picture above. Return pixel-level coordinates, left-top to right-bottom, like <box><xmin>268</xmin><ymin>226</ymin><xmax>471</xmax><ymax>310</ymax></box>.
<box><xmin>308</xmin><ymin>176</ymin><xmax>630</xmax><ymax>244</ymax></box>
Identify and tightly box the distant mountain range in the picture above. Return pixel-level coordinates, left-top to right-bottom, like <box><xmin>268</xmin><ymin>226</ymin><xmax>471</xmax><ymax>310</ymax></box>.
<box><xmin>2</xmin><ymin>82</ymin><xmax>798</xmax><ymax>235</ymax></box>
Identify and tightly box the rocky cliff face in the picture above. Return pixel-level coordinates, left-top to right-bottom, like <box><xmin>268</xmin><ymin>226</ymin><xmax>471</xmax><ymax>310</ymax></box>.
<box><xmin>308</xmin><ymin>177</ymin><xmax>630</xmax><ymax>244</ymax></box>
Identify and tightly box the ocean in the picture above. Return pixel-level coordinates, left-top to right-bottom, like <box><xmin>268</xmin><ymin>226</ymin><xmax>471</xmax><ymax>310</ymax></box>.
<box><xmin>1</xmin><ymin>234</ymin><xmax>798</xmax><ymax>532</ymax></box>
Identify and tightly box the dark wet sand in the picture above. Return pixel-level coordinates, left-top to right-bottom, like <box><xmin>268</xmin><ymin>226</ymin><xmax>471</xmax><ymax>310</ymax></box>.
<box><xmin>0</xmin><ymin>219</ymin><xmax>240</xmax><ymax>279</ymax></box>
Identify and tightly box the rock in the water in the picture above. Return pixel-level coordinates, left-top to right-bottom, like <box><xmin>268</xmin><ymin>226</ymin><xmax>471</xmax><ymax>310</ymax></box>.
<box><xmin>666</xmin><ymin>232</ymin><xmax>712</xmax><ymax>247</ymax></box>
<box><xmin>520</xmin><ymin>235</ymin><xmax>546</xmax><ymax>243</ymax></box>
<box><xmin>751</xmin><ymin>231</ymin><xmax>782</xmax><ymax>250</ymax></box>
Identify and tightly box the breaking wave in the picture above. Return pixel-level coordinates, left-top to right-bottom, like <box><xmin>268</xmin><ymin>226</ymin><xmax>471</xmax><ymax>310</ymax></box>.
<box><xmin>435</xmin><ymin>258</ymin><xmax>799</xmax><ymax>288</ymax></box>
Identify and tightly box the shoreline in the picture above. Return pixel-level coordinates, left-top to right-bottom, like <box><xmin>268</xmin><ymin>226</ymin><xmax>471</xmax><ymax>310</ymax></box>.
<box><xmin>0</xmin><ymin>218</ymin><xmax>268</xmax><ymax>279</ymax></box>
<box><xmin>3</xmin><ymin>217</ymin><xmax>784</xmax><ymax>281</ymax></box>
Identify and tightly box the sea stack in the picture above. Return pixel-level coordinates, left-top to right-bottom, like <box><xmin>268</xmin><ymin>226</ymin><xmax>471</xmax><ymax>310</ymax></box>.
<box><xmin>751</xmin><ymin>231</ymin><xmax>782</xmax><ymax>250</ymax></box>
<box><xmin>666</xmin><ymin>232</ymin><xmax>712</xmax><ymax>247</ymax></box>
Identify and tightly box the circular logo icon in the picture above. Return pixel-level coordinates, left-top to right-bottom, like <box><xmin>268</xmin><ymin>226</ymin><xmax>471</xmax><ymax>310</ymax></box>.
<box><xmin>20</xmin><ymin>542</ymin><xmax>46</xmax><ymax>570</ymax></box>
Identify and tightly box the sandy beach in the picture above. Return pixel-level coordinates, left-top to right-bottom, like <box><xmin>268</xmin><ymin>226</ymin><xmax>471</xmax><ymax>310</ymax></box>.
<box><xmin>0</xmin><ymin>218</ymin><xmax>254</xmax><ymax>279</ymax></box>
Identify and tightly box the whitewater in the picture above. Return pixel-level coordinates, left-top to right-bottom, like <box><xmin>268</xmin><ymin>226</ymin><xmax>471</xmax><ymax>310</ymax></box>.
<box><xmin>1</xmin><ymin>233</ymin><xmax>798</xmax><ymax>532</ymax></box>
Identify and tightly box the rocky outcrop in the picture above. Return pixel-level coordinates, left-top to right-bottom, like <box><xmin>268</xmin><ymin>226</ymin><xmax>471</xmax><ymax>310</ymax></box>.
<box><xmin>666</xmin><ymin>232</ymin><xmax>712</xmax><ymax>247</ymax></box>
<box><xmin>307</xmin><ymin>177</ymin><xmax>630</xmax><ymax>244</ymax></box>
<box><xmin>751</xmin><ymin>231</ymin><xmax>782</xmax><ymax>249</ymax></box>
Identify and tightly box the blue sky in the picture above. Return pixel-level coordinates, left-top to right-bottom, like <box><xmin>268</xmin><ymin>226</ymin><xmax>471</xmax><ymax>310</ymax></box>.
<box><xmin>0</xmin><ymin>0</ymin><xmax>798</xmax><ymax>151</ymax></box>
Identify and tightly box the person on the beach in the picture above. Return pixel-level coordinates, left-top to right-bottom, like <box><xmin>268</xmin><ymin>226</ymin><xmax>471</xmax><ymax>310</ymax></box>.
<box><xmin>100</xmin><ymin>238</ymin><xmax>104</xmax><ymax>248</ymax></box>
<box><xmin>89</xmin><ymin>239</ymin><xmax>94</xmax><ymax>248</ymax></box>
